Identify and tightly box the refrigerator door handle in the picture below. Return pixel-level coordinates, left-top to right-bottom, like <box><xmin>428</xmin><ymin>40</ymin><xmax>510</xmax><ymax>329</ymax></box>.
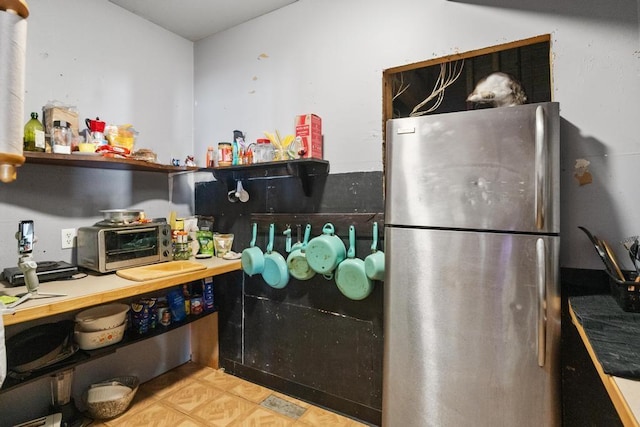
<box><xmin>536</xmin><ymin>238</ymin><xmax>547</xmax><ymax>367</ymax></box>
<box><xmin>534</xmin><ymin>105</ymin><xmax>546</xmax><ymax>230</ymax></box>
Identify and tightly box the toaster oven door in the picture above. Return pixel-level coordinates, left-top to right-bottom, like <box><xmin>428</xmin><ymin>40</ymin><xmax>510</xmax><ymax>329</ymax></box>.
<box><xmin>102</xmin><ymin>226</ymin><xmax>165</xmax><ymax>271</ymax></box>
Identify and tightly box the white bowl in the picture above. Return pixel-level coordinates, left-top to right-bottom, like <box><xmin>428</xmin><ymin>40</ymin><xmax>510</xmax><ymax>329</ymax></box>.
<box><xmin>75</xmin><ymin>303</ymin><xmax>130</xmax><ymax>331</ymax></box>
<box><xmin>74</xmin><ymin>322</ymin><xmax>126</xmax><ymax>350</ymax></box>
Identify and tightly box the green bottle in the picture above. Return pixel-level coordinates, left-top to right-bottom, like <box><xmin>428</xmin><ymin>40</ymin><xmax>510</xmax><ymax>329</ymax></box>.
<box><xmin>24</xmin><ymin>112</ymin><xmax>45</xmax><ymax>152</ymax></box>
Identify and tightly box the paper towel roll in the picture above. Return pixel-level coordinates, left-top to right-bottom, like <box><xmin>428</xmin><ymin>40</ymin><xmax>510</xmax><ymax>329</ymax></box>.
<box><xmin>0</xmin><ymin>3</ymin><xmax>29</xmax><ymax>183</ymax></box>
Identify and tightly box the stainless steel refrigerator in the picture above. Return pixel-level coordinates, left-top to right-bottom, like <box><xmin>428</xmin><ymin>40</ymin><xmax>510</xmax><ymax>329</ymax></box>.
<box><xmin>382</xmin><ymin>102</ymin><xmax>561</xmax><ymax>426</ymax></box>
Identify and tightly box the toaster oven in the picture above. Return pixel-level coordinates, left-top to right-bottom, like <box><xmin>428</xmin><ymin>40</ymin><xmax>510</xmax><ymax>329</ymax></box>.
<box><xmin>77</xmin><ymin>221</ymin><xmax>172</xmax><ymax>273</ymax></box>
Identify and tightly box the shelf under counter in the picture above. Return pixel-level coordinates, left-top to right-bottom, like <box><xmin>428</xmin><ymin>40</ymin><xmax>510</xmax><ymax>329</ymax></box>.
<box><xmin>0</xmin><ymin>310</ymin><xmax>219</xmax><ymax>393</ymax></box>
<box><xmin>1</xmin><ymin>257</ymin><xmax>241</xmax><ymax>326</ymax></box>
<box><xmin>23</xmin><ymin>151</ymin><xmax>198</xmax><ymax>173</ymax></box>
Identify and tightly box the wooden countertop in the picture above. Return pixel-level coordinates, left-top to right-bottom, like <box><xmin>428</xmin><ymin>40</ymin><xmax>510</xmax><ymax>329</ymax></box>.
<box><xmin>1</xmin><ymin>257</ymin><xmax>241</xmax><ymax>326</ymax></box>
<box><xmin>569</xmin><ymin>300</ymin><xmax>640</xmax><ymax>426</ymax></box>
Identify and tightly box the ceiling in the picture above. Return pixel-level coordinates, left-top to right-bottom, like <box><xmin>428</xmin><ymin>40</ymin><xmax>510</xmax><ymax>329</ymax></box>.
<box><xmin>108</xmin><ymin>0</ymin><xmax>298</xmax><ymax>42</ymax></box>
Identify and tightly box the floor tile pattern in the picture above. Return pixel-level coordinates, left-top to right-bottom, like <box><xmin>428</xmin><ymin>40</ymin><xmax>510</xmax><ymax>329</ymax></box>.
<box><xmin>90</xmin><ymin>362</ymin><xmax>368</xmax><ymax>426</ymax></box>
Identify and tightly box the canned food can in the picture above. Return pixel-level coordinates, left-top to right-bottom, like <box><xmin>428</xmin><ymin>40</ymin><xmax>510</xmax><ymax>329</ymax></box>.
<box><xmin>158</xmin><ymin>305</ymin><xmax>171</xmax><ymax>326</ymax></box>
<box><xmin>191</xmin><ymin>295</ymin><xmax>203</xmax><ymax>315</ymax></box>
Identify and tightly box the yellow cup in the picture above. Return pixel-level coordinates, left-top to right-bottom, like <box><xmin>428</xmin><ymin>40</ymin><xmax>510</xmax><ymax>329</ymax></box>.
<box><xmin>78</xmin><ymin>143</ymin><xmax>97</xmax><ymax>153</ymax></box>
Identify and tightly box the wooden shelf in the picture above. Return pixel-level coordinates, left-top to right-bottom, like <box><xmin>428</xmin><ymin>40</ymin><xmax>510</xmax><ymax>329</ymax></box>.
<box><xmin>23</xmin><ymin>151</ymin><xmax>198</xmax><ymax>173</ymax></box>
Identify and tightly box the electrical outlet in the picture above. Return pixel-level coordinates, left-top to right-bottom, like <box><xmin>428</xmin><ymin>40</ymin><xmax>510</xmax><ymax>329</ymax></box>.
<box><xmin>61</xmin><ymin>228</ymin><xmax>77</xmax><ymax>249</ymax></box>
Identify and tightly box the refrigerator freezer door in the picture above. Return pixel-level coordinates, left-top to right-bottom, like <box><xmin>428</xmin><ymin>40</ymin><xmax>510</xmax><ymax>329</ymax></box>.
<box><xmin>385</xmin><ymin>102</ymin><xmax>559</xmax><ymax>234</ymax></box>
<box><xmin>382</xmin><ymin>227</ymin><xmax>561</xmax><ymax>427</ymax></box>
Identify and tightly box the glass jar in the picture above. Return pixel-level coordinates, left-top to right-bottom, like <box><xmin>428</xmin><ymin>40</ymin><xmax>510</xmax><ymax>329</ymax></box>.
<box><xmin>255</xmin><ymin>138</ymin><xmax>274</xmax><ymax>163</ymax></box>
<box><xmin>173</xmin><ymin>243</ymin><xmax>191</xmax><ymax>260</ymax></box>
<box><xmin>217</xmin><ymin>142</ymin><xmax>232</xmax><ymax>167</ymax></box>
<box><xmin>52</xmin><ymin>120</ymin><xmax>72</xmax><ymax>154</ymax></box>
<box><xmin>253</xmin><ymin>140</ymin><xmax>263</xmax><ymax>163</ymax></box>
<box><xmin>206</xmin><ymin>146</ymin><xmax>215</xmax><ymax>167</ymax></box>
<box><xmin>173</xmin><ymin>230</ymin><xmax>191</xmax><ymax>260</ymax></box>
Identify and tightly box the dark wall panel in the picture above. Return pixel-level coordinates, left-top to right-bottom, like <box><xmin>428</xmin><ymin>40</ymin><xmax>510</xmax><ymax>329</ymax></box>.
<box><xmin>242</xmin><ymin>297</ymin><xmax>381</xmax><ymax>406</ymax></box>
<box><xmin>196</xmin><ymin>171</ymin><xmax>384</xmax><ymax>426</ymax></box>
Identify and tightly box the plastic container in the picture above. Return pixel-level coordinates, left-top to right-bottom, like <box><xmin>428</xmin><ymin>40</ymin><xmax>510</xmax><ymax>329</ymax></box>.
<box><xmin>255</xmin><ymin>138</ymin><xmax>273</xmax><ymax>163</ymax></box>
<box><xmin>232</xmin><ymin>141</ymin><xmax>239</xmax><ymax>165</ymax></box>
<box><xmin>106</xmin><ymin>124</ymin><xmax>137</xmax><ymax>151</ymax></box>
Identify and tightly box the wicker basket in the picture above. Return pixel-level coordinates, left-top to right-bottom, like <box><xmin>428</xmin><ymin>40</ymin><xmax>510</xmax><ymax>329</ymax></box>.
<box><xmin>84</xmin><ymin>376</ymin><xmax>139</xmax><ymax>419</ymax></box>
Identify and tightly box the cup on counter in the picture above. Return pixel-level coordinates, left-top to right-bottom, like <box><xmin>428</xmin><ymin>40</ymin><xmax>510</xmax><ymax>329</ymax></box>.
<box><xmin>213</xmin><ymin>233</ymin><xmax>234</xmax><ymax>258</ymax></box>
<box><xmin>78</xmin><ymin>142</ymin><xmax>97</xmax><ymax>153</ymax></box>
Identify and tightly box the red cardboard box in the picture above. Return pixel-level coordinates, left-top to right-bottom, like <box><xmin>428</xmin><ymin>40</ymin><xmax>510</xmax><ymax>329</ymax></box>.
<box><xmin>295</xmin><ymin>114</ymin><xmax>322</xmax><ymax>159</ymax></box>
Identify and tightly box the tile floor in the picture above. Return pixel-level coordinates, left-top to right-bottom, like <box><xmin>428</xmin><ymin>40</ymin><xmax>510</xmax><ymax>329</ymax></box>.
<box><xmin>90</xmin><ymin>362</ymin><xmax>369</xmax><ymax>426</ymax></box>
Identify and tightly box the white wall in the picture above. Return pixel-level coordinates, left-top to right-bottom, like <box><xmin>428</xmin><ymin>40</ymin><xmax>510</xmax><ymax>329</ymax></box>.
<box><xmin>0</xmin><ymin>0</ymin><xmax>195</xmax><ymax>266</ymax></box>
<box><xmin>0</xmin><ymin>5</ymin><xmax>195</xmax><ymax>420</ymax></box>
<box><xmin>194</xmin><ymin>0</ymin><xmax>640</xmax><ymax>270</ymax></box>
<box><xmin>24</xmin><ymin>0</ymin><xmax>194</xmax><ymax>164</ymax></box>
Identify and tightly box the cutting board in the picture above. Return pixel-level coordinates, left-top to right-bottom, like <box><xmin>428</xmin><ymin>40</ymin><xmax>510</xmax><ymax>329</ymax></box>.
<box><xmin>116</xmin><ymin>260</ymin><xmax>206</xmax><ymax>281</ymax></box>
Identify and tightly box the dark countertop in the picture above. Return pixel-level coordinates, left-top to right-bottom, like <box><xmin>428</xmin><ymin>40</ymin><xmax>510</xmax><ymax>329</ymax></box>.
<box><xmin>569</xmin><ymin>295</ymin><xmax>640</xmax><ymax>427</ymax></box>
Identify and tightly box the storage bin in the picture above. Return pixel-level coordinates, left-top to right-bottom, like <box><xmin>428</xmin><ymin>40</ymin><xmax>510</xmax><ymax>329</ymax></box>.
<box><xmin>609</xmin><ymin>270</ymin><xmax>640</xmax><ymax>312</ymax></box>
